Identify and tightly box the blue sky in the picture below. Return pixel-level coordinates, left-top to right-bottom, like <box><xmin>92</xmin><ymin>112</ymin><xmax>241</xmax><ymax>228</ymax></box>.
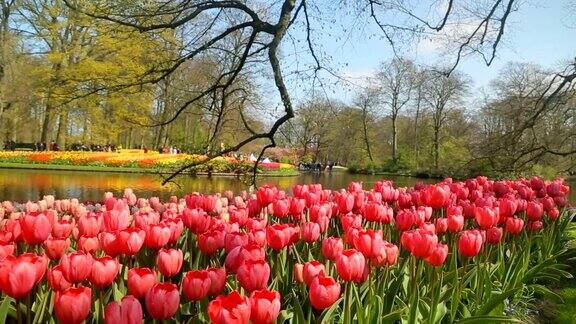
<box><xmin>281</xmin><ymin>0</ymin><xmax>575</xmax><ymax>105</ymax></box>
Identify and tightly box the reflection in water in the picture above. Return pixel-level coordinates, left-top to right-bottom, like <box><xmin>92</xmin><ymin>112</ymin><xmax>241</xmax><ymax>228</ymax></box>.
<box><xmin>1</xmin><ymin>169</ymin><xmax>574</xmax><ymax>203</ymax></box>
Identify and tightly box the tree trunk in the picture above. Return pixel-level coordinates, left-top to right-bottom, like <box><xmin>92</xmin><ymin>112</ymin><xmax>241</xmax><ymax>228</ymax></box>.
<box><xmin>413</xmin><ymin>103</ymin><xmax>420</xmax><ymax>166</ymax></box>
<box><xmin>81</xmin><ymin>117</ymin><xmax>88</xmax><ymax>142</ymax></box>
<box><xmin>127</xmin><ymin>128</ymin><xmax>133</xmax><ymax>149</ymax></box>
<box><xmin>40</xmin><ymin>98</ymin><xmax>53</xmax><ymax>145</ymax></box>
<box><xmin>391</xmin><ymin>113</ymin><xmax>398</xmax><ymax>165</ymax></box>
<box><xmin>55</xmin><ymin>109</ymin><xmax>69</xmax><ymax>148</ymax></box>
<box><xmin>433</xmin><ymin>125</ymin><xmax>440</xmax><ymax>171</ymax></box>
<box><xmin>362</xmin><ymin>104</ymin><xmax>374</xmax><ymax>162</ymax></box>
<box><xmin>154</xmin><ymin>126</ymin><xmax>162</xmax><ymax>149</ymax></box>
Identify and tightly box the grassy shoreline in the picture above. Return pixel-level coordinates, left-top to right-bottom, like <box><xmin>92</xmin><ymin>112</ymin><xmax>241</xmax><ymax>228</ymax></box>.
<box><xmin>0</xmin><ymin>162</ymin><xmax>300</xmax><ymax>177</ymax></box>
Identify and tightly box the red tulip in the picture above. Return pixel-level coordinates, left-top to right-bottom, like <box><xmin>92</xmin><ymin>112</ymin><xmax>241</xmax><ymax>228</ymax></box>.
<box><xmin>0</xmin><ymin>255</ymin><xmax>38</xmax><ymax>299</ymax></box>
<box><xmin>207</xmin><ymin>267</ymin><xmax>227</xmax><ymax>296</ymax></box>
<box><xmin>371</xmin><ymin>242</ymin><xmax>399</xmax><ymax>267</ymax></box>
<box><xmin>52</xmin><ymin>218</ymin><xmax>74</xmax><ymax>239</ymax></box>
<box><xmin>90</xmin><ymin>256</ymin><xmax>119</xmax><ymax>288</ymax></box>
<box><xmin>363</xmin><ymin>202</ymin><xmax>392</xmax><ymax>224</ymax></box>
<box><xmin>353</xmin><ymin>229</ymin><xmax>385</xmax><ymax>259</ymax></box>
<box><xmin>310</xmin><ymin>204</ymin><xmax>330</xmax><ymax>222</ymax></box>
<box><xmin>161</xmin><ymin>217</ymin><xmax>184</xmax><ymax>243</ymax></box>
<box><xmin>423</xmin><ymin>185</ymin><xmax>450</xmax><ymax>209</ymax></box>
<box><xmin>127</xmin><ymin>267</ymin><xmax>156</xmax><ymax>299</ymax></box>
<box><xmin>335</xmin><ymin>249</ymin><xmax>366</xmax><ymax>282</ymax></box>
<box><xmin>16</xmin><ymin>253</ymin><xmax>47</xmax><ymax>284</ymax></box>
<box><xmin>395</xmin><ymin>209</ymin><xmax>418</xmax><ymax>231</ymax></box>
<box><xmin>336</xmin><ymin>192</ymin><xmax>354</xmax><ymax>214</ymax></box>
<box><xmin>309</xmin><ymin>275</ymin><xmax>341</xmax><ymax>310</ymax></box>
<box><xmin>229</xmin><ymin>206</ymin><xmax>249</xmax><ymax>225</ymax></box>
<box><xmin>225</xmin><ymin>244</ymin><xmax>266</xmax><ymax>273</ymax></box>
<box><xmin>198</xmin><ymin>229</ymin><xmax>225</xmax><ymax>255</ymax></box>
<box><xmin>322</xmin><ymin>237</ymin><xmax>344</xmax><ymax>261</ymax></box>
<box><xmin>528</xmin><ymin>221</ymin><xmax>543</xmax><ymax>232</ymax></box>
<box><xmin>246</xmin><ymin>217</ymin><xmax>267</xmax><ymax>231</ymax></box>
<box><xmin>20</xmin><ymin>212</ymin><xmax>52</xmax><ymax>244</ymax></box>
<box><xmin>289</xmin><ymin>198</ymin><xmax>306</xmax><ymax>217</ymax></box>
<box><xmin>77</xmin><ymin>235</ymin><xmax>100</xmax><ymax>254</ymax></box>
<box><xmin>294</xmin><ymin>263</ymin><xmax>304</xmax><ymax>283</ymax></box>
<box><xmin>182</xmin><ymin>208</ymin><xmax>211</xmax><ymax>233</ymax></box>
<box><xmin>99</xmin><ymin>231</ymin><xmax>121</xmax><ymax>257</ymax></box>
<box><xmin>48</xmin><ymin>264</ymin><xmax>72</xmax><ymax>291</ymax></box>
<box><xmin>257</xmin><ymin>186</ymin><xmax>277</xmax><ymax>206</ymax></box>
<box><xmin>302</xmin><ymin>260</ymin><xmax>326</xmax><ymax>286</ymax></box>
<box><xmin>208</xmin><ymin>290</ymin><xmax>251</xmax><ymax>324</ymax></box>
<box><xmin>526</xmin><ymin>201</ymin><xmax>543</xmax><ymax>221</ymax></box>
<box><xmin>103</xmin><ymin>208</ymin><xmax>130</xmax><ymax>232</ymax></box>
<box><xmin>401</xmin><ymin>229</ymin><xmax>438</xmax><ymax>259</ymax></box>
<box><xmin>118</xmin><ymin>228</ymin><xmax>145</xmax><ymax>255</ymax></box>
<box><xmin>250</xmin><ymin>289</ymin><xmax>281</xmax><ymax>324</ymax></box>
<box><xmin>435</xmin><ymin>218</ymin><xmax>448</xmax><ymax>234</ymax></box>
<box><xmin>144</xmin><ymin>223</ymin><xmax>171</xmax><ymax>249</ymax></box>
<box><xmin>237</xmin><ymin>259</ymin><xmax>270</xmax><ymax>292</ymax></box>
<box><xmin>225</xmin><ymin>232</ymin><xmax>249</xmax><ymax>252</ymax></box>
<box><xmin>272</xmin><ymin>199</ymin><xmax>289</xmax><ymax>218</ymax></box>
<box><xmin>505</xmin><ymin>217</ymin><xmax>524</xmax><ymax>236</ymax></box>
<box><xmin>145</xmin><ymin>282</ymin><xmax>180</xmax><ymax>320</ymax></box>
<box><xmin>4</xmin><ymin>219</ymin><xmax>22</xmax><ymax>243</ymax></box>
<box><xmin>498</xmin><ymin>198</ymin><xmax>518</xmax><ymax>218</ymax></box>
<box><xmin>266</xmin><ymin>224</ymin><xmax>296</xmax><ymax>250</ymax></box>
<box><xmin>474</xmin><ymin>206</ymin><xmax>499</xmax><ymax>229</ymax></box>
<box><xmin>486</xmin><ymin>227</ymin><xmax>503</xmax><ymax>245</ymax></box>
<box><xmin>447</xmin><ymin>214</ymin><xmax>464</xmax><ymax>233</ymax></box>
<box><xmin>156</xmin><ymin>248</ymin><xmax>183</xmax><ymax>277</ymax></box>
<box><xmin>104</xmin><ymin>295</ymin><xmax>143</xmax><ymax>324</ymax></box>
<box><xmin>301</xmin><ymin>222</ymin><xmax>321</xmax><ymax>243</ymax></box>
<box><xmin>182</xmin><ymin>270</ymin><xmax>211</xmax><ymax>301</ymax></box>
<box><xmin>458</xmin><ymin>230</ymin><xmax>484</xmax><ymax>257</ymax></box>
<box><xmin>0</xmin><ymin>243</ymin><xmax>14</xmax><ymax>261</ymax></box>
<box><xmin>542</xmin><ymin>196</ymin><xmax>556</xmax><ymax>211</ymax></box>
<box><xmin>201</xmin><ymin>195</ymin><xmax>221</xmax><ymax>214</ymax></box>
<box><xmin>44</xmin><ymin>237</ymin><xmax>71</xmax><ymax>260</ymax></box>
<box><xmin>60</xmin><ymin>251</ymin><xmax>93</xmax><ymax>284</ymax></box>
<box><xmin>425</xmin><ymin>243</ymin><xmax>449</xmax><ymax>266</ymax></box>
<box><xmin>54</xmin><ymin>286</ymin><xmax>92</xmax><ymax>324</ymax></box>
<box><xmin>547</xmin><ymin>207</ymin><xmax>560</xmax><ymax>221</ymax></box>
<box><xmin>134</xmin><ymin>210</ymin><xmax>160</xmax><ymax>228</ymax></box>
<box><xmin>78</xmin><ymin>214</ymin><xmax>101</xmax><ymax>237</ymax></box>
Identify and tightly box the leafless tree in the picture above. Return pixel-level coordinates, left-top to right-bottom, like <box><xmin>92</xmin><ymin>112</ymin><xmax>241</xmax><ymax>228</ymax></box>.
<box><xmin>422</xmin><ymin>68</ymin><xmax>469</xmax><ymax>170</ymax></box>
<box><xmin>353</xmin><ymin>84</ymin><xmax>379</xmax><ymax>162</ymax></box>
<box><xmin>377</xmin><ymin>57</ymin><xmax>416</xmax><ymax>165</ymax></box>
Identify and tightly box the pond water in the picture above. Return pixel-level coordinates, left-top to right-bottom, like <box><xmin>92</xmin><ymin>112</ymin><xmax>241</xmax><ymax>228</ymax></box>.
<box><xmin>0</xmin><ymin>168</ymin><xmax>574</xmax><ymax>203</ymax></box>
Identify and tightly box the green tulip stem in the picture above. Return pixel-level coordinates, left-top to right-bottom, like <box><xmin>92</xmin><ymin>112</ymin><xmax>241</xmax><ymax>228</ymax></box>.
<box><xmin>344</xmin><ymin>282</ymin><xmax>353</xmax><ymax>324</ymax></box>
<box><xmin>16</xmin><ymin>299</ymin><xmax>21</xmax><ymax>324</ymax></box>
<box><xmin>26</xmin><ymin>294</ymin><xmax>31</xmax><ymax>324</ymax></box>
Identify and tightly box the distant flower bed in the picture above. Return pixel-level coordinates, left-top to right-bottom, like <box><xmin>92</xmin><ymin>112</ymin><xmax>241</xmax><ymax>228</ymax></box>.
<box><xmin>0</xmin><ymin>151</ymin><xmax>295</xmax><ymax>173</ymax></box>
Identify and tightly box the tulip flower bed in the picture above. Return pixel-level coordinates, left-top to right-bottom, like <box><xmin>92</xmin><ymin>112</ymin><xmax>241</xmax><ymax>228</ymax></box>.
<box><xmin>0</xmin><ymin>176</ymin><xmax>573</xmax><ymax>323</ymax></box>
<box><xmin>0</xmin><ymin>151</ymin><xmax>296</xmax><ymax>174</ymax></box>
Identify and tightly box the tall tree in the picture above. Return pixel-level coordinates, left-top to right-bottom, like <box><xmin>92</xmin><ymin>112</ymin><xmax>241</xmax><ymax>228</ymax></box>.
<box><xmin>0</xmin><ymin>0</ymin><xmax>17</xmax><ymax>124</ymax></box>
<box><xmin>353</xmin><ymin>85</ymin><xmax>379</xmax><ymax>162</ymax></box>
<box><xmin>423</xmin><ymin>69</ymin><xmax>469</xmax><ymax>170</ymax></box>
<box><xmin>378</xmin><ymin>58</ymin><xmax>416</xmax><ymax>165</ymax></box>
